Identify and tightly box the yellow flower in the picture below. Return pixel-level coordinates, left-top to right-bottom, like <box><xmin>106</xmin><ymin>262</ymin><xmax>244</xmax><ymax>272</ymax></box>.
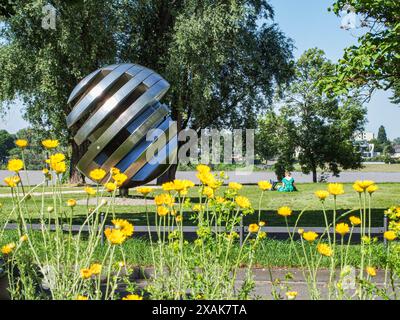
<box><xmin>157</xmin><ymin>206</ymin><xmax>169</xmax><ymax>216</ymax></box>
<box><xmin>42</xmin><ymin>139</ymin><xmax>59</xmax><ymax>149</ymax></box>
<box><xmin>7</xmin><ymin>159</ymin><xmax>24</xmax><ymax>172</ymax></box>
<box><xmin>80</xmin><ymin>268</ymin><xmax>92</xmax><ymax>279</ymax></box>
<box><xmin>258</xmin><ymin>181</ymin><xmax>272</xmax><ymax>191</ymax></box>
<box><xmin>335</xmin><ymin>223</ymin><xmax>350</xmax><ymax>236</ymax></box>
<box><xmin>89</xmin><ymin>168</ymin><xmax>107</xmax><ymax>182</ymax></box>
<box><xmin>89</xmin><ymin>263</ymin><xmax>102</xmax><ymax>275</ymax></box>
<box><xmin>228</xmin><ymin>182</ymin><xmax>242</xmax><ymax>191</ymax></box>
<box><xmin>277</xmin><ymin>206</ymin><xmax>292</xmax><ymax>217</ymax></box>
<box><xmin>110</xmin><ymin>167</ymin><xmax>120</xmax><ymax>175</ymax></box>
<box><xmin>193</xmin><ymin>204</ymin><xmax>204</xmax><ymax>212</ymax></box>
<box><xmin>366</xmin><ymin>266</ymin><xmax>376</xmax><ymax>277</ymax></box>
<box><xmin>258</xmin><ymin>221</ymin><xmax>266</xmax><ymax>227</ymax></box>
<box><xmin>136</xmin><ymin>186</ymin><xmax>154</xmax><ymax>196</ymax></box>
<box><xmin>298</xmin><ymin>228</ymin><xmax>304</xmax><ymax>235</ymax></box>
<box><xmin>154</xmin><ymin>193</ymin><xmax>174</xmax><ymax>206</ymax></box>
<box><xmin>66</xmin><ymin>199</ymin><xmax>77</xmax><ymax>207</ymax></box>
<box><xmin>202</xmin><ymin>186</ymin><xmax>214</xmax><ymax>198</ymax></box>
<box><xmin>196</xmin><ymin>164</ymin><xmax>211</xmax><ymax>174</ymax></box>
<box><xmin>355</xmin><ymin>180</ymin><xmax>375</xmax><ymax>190</ymax></box>
<box><xmin>367</xmin><ymin>184</ymin><xmax>378</xmax><ymax>194</ymax></box>
<box><xmin>105</xmin><ymin>182</ymin><xmax>117</xmax><ymax>193</ymax></box>
<box><xmin>258</xmin><ymin>231</ymin><xmax>267</xmax><ymax>239</ymax></box>
<box><xmin>84</xmin><ymin>187</ymin><xmax>96</xmax><ymax>196</ymax></box>
<box><xmin>113</xmin><ymin>173</ymin><xmax>128</xmax><ymax>186</ymax></box>
<box><xmin>235</xmin><ymin>196</ymin><xmax>251</xmax><ymax>209</ymax></box>
<box><xmin>76</xmin><ymin>295</ymin><xmax>89</xmax><ymax>300</ymax></box>
<box><xmin>303</xmin><ymin>231</ymin><xmax>318</xmax><ymax>242</ymax></box>
<box><xmin>361</xmin><ymin>236</ymin><xmax>371</xmax><ymax>244</ymax></box>
<box><xmin>349</xmin><ymin>216</ymin><xmax>361</xmax><ymax>226</ymax></box>
<box><xmin>112</xmin><ymin>219</ymin><xmax>134</xmax><ymax>237</ymax></box>
<box><xmin>51</xmin><ymin>161</ymin><xmax>66</xmax><ymax>174</ymax></box>
<box><xmin>248</xmin><ymin>223</ymin><xmax>260</xmax><ymax>233</ymax></box>
<box><xmin>353</xmin><ymin>183</ymin><xmax>364</xmax><ymax>193</ymax></box>
<box><xmin>20</xmin><ymin>235</ymin><xmax>28</xmax><ymax>242</ymax></box>
<box><xmin>42</xmin><ymin>168</ymin><xmax>49</xmax><ymax>175</ymax></box>
<box><xmin>215</xmin><ymin>196</ymin><xmax>226</xmax><ymax>204</ymax></box>
<box><xmin>286</xmin><ymin>291</ymin><xmax>298</xmax><ymax>300</ymax></box>
<box><xmin>122</xmin><ymin>294</ymin><xmax>143</xmax><ymax>300</ymax></box>
<box><xmin>384</xmin><ymin>231</ymin><xmax>397</xmax><ymax>241</ymax></box>
<box><xmin>49</xmin><ymin>153</ymin><xmax>65</xmax><ymax>163</ymax></box>
<box><xmin>315</xmin><ymin>190</ymin><xmax>329</xmax><ymax>201</ymax></box>
<box><xmin>104</xmin><ymin>228</ymin><xmax>126</xmax><ymax>245</ymax></box>
<box><xmin>161</xmin><ymin>181</ymin><xmax>175</xmax><ymax>191</ymax></box>
<box><xmin>327</xmin><ymin>183</ymin><xmax>344</xmax><ymax>196</ymax></box>
<box><xmin>4</xmin><ymin>176</ymin><xmax>20</xmax><ymax>188</ymax></box>
<box><xmin>176</xmin><ymin>215</ymin><xmax>183</xmax><ymax>223</ymax></box>
<box><xmin>317</xmin><ymin>243</ymin><xmax>333</xmax><ymax>257</ymax></box>
<box><xmin>1</xmin><ymin>243</ymin><xmax>16</xmax><ymax>255</ymax></box>
<box><xmin>15</xmin><ymin>139</ymin><xmax>28</xmax><ymax>148</ymax></box>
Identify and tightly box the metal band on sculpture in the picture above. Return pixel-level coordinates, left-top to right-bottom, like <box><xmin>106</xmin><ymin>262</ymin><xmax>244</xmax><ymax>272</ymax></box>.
<box><xmin>67</xmin><ymin>63</ymin><xmax>177</xmax><ymax>188</ymax></box>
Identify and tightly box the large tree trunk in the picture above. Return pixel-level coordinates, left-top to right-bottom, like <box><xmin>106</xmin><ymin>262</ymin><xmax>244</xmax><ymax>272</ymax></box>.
<box><xmin>312</xmin><ymin>167</ymin><xmax>317</xmax><ymax>183</ymax></box>
<box><xmin>69</xmin><ymin>139</ymin><xmax>87</xmax><ymax>185</ymax></box>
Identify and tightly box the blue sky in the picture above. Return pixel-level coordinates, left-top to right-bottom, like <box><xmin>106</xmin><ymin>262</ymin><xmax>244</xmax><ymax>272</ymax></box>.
<box><xmin>1</xmin><ymin>0</ymin><xmax>399</xmax><ymax>139</ymax></box>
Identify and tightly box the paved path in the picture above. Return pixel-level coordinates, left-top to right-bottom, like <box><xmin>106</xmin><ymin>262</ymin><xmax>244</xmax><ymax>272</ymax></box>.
<box><xmin>1</xmin><ymin>170</ymin><xmax>399</xmax><ymax>187</ymax></box>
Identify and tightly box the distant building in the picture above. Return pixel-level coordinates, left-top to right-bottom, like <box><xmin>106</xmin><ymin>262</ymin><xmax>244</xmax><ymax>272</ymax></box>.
<box><xmin>393</xmin><ymin>145</ymin><xmax>400</xmax><ymax>159</ymax></box>
<box><xmin>354</xmin><ymin>131</ymin><xmax>374</xmax><ymax>142</ymax></box>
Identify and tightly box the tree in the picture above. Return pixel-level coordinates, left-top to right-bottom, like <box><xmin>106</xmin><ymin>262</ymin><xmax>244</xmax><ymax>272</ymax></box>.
<box><xmin>0</xmin><ymin>129</ymin><xmax>15</xmax><ymax>164</ymax></box>
<box><xmin>377</xmin><ymin>125</ymin><xmax>388</xmax><ymax>144</ymax></box>
<box><xmin>323</xmin><ymin>0</ymin><xmax>400</xmax><ymax>102</ymax></box>
<box><xmin>393</xmin><ymin>137</ymin><xmax>400</xmax><ymax>145</ymax></box>
<box><xmin>257</xmin><ymin>49</ymin><xmax>367</xmax><ymax>182</ymax></box>
<box><xmin>0</xmin><ymin>0</ymin><xmax>293</xmax><ymax>184</ymax></box>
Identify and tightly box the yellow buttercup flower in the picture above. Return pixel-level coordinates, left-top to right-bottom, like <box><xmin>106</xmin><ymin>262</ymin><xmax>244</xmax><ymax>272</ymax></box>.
<box><xmin>228</xmin><ymin>182</ymin><xmax>242</xmax><ymax>191</ymax></box>
<box><xmin>1</xmin><ymin>243</ymin><xmax>16</xmax><ymax>255</ymax></box>
<box><xmin>349</xmin><ymin>216</ymin><xmax>361</xmax><ymax>226</ymax></box>
<box><xmin>193</xmin><ymin>204</ymin><xmax>204</xmax><ymax>212</ymax></box>
<box><xmin>80</xmin><ymin>268</ymin><xmax>92</xmax><ymax>279</ymax></box>
<box><xmin>157</xmin><ymin>206</ymin><xmax>169</xmax><ymax>216</ymax></box>
<box><xmin>104</xmin><ymin>228</ymin><xmax>126</xmax><ymax>245</ymax></box>
<box><xmin>84</xmin><ymin>187</ymin><xmax>96</xmax><ymax>196</ymax></box>
<box><xmin>42</xmin><ymin>168</ymin><xmax>49</xmax><ymax>175</ymax></box>
<box><xmin>196</xmin><ymin>164</ymin><xmax>211</xmax><ymax>174</ymax></box>
<box><xmin>112</xmin><ymin>219</ymin><xmax>134</xmax><ymax>237</ymax></box>
<box><xmin>286</xmin><ymin>291</ymin><xmax>298</xmax><ymax>300</ymax></box>
<box><xmin>20</xmin><ymin>235</ymin><xmax>28</xmax><ymax>242</ymax></box>
<box><xmin>303</xmin><ymin>231</ymin><xmax>318</xmax><ymax>242</ymax></box>
<box><xmin>202</xmin><ymin>186</ymin><xmax>214</xmax><ymax>198</ymax></box>
<box><xmin>136</xmin><ymin>186</ymin><xmax>154</xmax><ymax>196</ymax></box>
<box><xmin>105</xmin><ymin>182</ymin><xmax>117</xmax><ymax>193</ymax></box>
<box><xmin>49</xmin><ymin>153</ymin><xmax>65</xmax><ymax>163</ymax></box>
<box><xmin>355</xmin><ymin>180</ymin><xmax>375</xmax><ymax>190</ymax></box>
<box><xmin>154</xmin><ymin>193</ymin><xmax>174</xmax><ymax>206</ymax></box>
<box><xmin>7</xmin><ymin>159</ymin><xmax>24</xmax><ymax>172</ymax></box>
<box><xmin>176</xmin><ymin>215</ymin><xmax>183</xmax><ymax>223</ymax></box>
<box><xmin>215</xmin><ymin>196</ymin><xmax>226</xmax><ymax>204</ymax></box>
<box><xmin>122</xmin><ymin>294</ymin><xmax>143</xmax><ymax>300</ymax></box>
<box><xmin>384</xmin><ymin>231</ymin><xmax>397</xmax><ymax>241</ymax></box>
<box><xmin>258</xmin><ymin>221</ymin><xmax>266</xmax><ymax>227</ymax></box>
<box><xmin>353</xmin><ymin>183</ymin><xmax>364</xmax><ymax>193</ymax></box>
<box><xmin>317</xmin><ymin>243</ymin><xmax>333</xmax><ymax>257</ymax></box>
<box><xmin>315</xmin><ymin>190</ymin><xmax>329</xmax><ymax>201</ymax></box>
<box><xmin>297</xmin><ymin>228</ymin><xmax>304</xmax><ymax>235</ymax></box>
<box><xmin>76</xmin><ymin>295</ymin><xmax>89</xmax><ymax>300</ymax></box>
<box><xmin>248</xmin><ymin>223</ymin><xmax>260</xmax><ymax>233</ymax></box>
<box><xmin>110</xmin><ymin>167</ymin><xmax>120</xmax><ymax>175</ymax></box>
<box><xmin>259</xmin><ymin>231</ymin><xmax>267</xmax><ymax>239</ymax></box>
<box><xmin>66</xmin><ymin>199</ymin><xmax>77</xmax><ymax>207</ymax></box>
<box><xmin>277</xmin><ymin>206</ymin><xmax>292</xmax><ymax>217</ymax></box>
<box><xmin>89</xmin><ymin>168</ymin><xmax>107</xmax><ymax>182</ymax></box>
<box><xmin>366</xmin><ymin>266</ymin><xmax>376</xmax><ymax>277</ymax></box>
<box><xmin>235</xmin><ymin>196</ymin><xmax>251</xmax><ymax>209</ymax></box>
<box><xmin>366</xmin><ymin>184</ymin><xmax>378</xmax><ymax>194</ymax></box>
<box><xmin>50</xmin><ymin>160</ymin><xmax>66</xmax><ymax>174</ymax></box>
<box><xmin>4</xmin><ymin>176</ymin><xmax>20</xmax><ymax>188</ymax></box>
<box><xmin>327</xmin><ymin>183</ymin><xmax>344</xmax><ymax>196</ymax></box>
<box><xmin>258</xmin><ymin>181</ymin><xmax>272</xmax><ymax>191</ymax></box>
<box><xmin>15</xmin><ymin>139</ymin><xmax>28</xmax><ymax>148</ymax></box>
<box><xmin>113</xmin><ymin>173</ymin><xmax>128</xmax><ymax>186</ymax></box>
<box><xmin>89</xmin><ymin>263</ymin><xmax>102</xmax><ymax>275</ymax></box>
<box><xmin>42</xmin><ymin>139</ymin><xmax>59</xmax><ymax>149</ymax></box>
<box><xmin>335</xmin><ymin>223</ymin><xmax>350</xmax><ymax>236</ymax></box>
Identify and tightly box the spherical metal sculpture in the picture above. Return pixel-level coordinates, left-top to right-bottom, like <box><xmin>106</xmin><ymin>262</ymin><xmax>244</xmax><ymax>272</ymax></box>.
<box><xmin>66</xmin><ymin>63</ymin><xmax>177</xmax><ymax>188</ymax></box>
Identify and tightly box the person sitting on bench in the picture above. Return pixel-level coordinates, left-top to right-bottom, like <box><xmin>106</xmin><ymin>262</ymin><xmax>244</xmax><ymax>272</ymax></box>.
<box><xmin>278</xmin><ymin>171</ymin><xmax>297</xmax><ymax>192</ymax></box>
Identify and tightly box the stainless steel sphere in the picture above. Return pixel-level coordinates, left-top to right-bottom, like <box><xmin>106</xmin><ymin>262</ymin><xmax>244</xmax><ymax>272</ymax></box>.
<box><xmin>66</xmin><ymin>63</ymin><xmax>177</xmax><ymax>188</ymax></box>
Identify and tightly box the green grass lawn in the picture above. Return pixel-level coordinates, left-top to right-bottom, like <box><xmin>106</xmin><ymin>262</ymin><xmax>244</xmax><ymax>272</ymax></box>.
<box><xmin>1</xmin><ymin>182</ymin><xmax>399</xmax><ymax>227</ymax></box>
